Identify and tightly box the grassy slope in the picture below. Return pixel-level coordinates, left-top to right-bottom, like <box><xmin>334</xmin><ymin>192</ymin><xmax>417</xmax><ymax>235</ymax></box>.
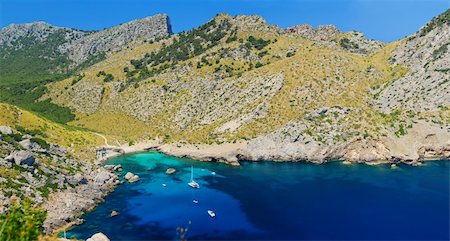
<box><xmin>0</xmin><ymin>103</ymin><xmax>102</xmax><ymax>159</ymax></box>
<box><xmin>45</xmin><ymin>15</ymin><xmax>447</xmax><ymax>145</ymax></box>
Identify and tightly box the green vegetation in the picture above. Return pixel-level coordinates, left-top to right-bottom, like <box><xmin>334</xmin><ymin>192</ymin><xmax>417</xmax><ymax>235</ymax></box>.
<box><xmin>419</xmin><ymin>9</ymin><xmax>450</xmax><ymax>37</ymax></box>
<box><xmin>0</xmin><ymin>199</ymin><xmax>47</xmax><ymax>241</ymax></box>
<box><xmin>246</xmin><ymin>36</ymin><xmax>271</xmax><ymax>50</ymax></box>
<box><xmin>432</xmin><ymin>42</ymin><xmax>449</xmax><ymax>60</ymax></box>
<box><xmin>0</xmin><ymin>80</ymin><xmax>75</xmax><ymax>124</ymax></box>
<box><xmin>339</xmin><ymin>38</ymin><xmax>358</xmax><ymax>50</ymax></box>
<box><xmin>0</xmin><ymin>30</ymin><xmax>105</xmax><ymax>124</ymax></box>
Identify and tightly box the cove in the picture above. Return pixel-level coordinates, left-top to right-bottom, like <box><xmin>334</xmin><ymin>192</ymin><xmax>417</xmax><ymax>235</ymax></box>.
<box><xmin>65</xmin><ymin>152</ymin><xmax>449</xmax><ymax>240</ymax></box>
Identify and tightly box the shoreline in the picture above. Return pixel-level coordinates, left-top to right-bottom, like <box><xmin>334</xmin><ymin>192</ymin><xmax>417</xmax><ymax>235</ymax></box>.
<box><xmin>47</xmin><ymin>138</ymin><xmax>449</xmax><ymax>235</ymax></box>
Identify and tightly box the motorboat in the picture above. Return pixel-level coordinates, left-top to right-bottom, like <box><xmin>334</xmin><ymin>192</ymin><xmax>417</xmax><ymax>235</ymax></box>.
<box><xmin>207</xmin><ymin>210</ymin><xmax>216</xmax><ymax>218</ymax></box>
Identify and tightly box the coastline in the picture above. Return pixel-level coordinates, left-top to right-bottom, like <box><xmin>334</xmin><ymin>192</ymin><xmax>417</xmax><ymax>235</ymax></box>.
<box><xmin>45</xmin><ymin>121</ymin><xmax>450</xmax><ymax>235</ymax></box>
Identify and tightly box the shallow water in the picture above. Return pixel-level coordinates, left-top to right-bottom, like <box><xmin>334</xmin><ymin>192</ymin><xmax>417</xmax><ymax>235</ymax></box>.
<box><xmin>65</xmin><ymin>152</ymin><xmax>449</xmax><ymax>240</ymax></box>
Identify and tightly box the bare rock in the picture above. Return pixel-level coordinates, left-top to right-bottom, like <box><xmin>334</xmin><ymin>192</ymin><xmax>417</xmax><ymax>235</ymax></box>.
<box><xmin>7</xmin><ymin>150</ymin><xmax>36</xmax><ymax>167</ymax></box>
<box><xmin>0</xmin><ymin>126</ymin><xmax>13</xmax><ymax>135</ymax></box>
<box><xmin>87</xmin><ymin>232</ymin><xmax>110</xmax><ymax>241</ymax></box>
<box><xmin>165</xmin><ymin>168</ymin><xmax>176</xmax><ymax>175</ymax></box>
<box><xmin>110</xmin><ymin>210</ymin><xmax>119</xmax><ymax>217</ymax></box>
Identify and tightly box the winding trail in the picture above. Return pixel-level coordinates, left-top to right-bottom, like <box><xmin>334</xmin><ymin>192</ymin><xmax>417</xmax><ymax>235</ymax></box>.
<box><xmin>94</xmin><ymin>133</ymin><xmax>115</xmax><ymax>147</ymax></box>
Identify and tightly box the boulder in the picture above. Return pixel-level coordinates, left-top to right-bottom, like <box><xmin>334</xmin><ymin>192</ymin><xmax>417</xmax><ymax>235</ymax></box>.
<box><xmin>165</xmin><ymin>168</ymin><xmax>176</xmax><ymax>175</ymax></box>
<box><xmin>86</xmin><ymin>232</ymin><xmax>110</xmax><ymax>241</ymax></box>
<box><xmin>0</xmin><ymin>126</ymin><xmax>13</xmax><ymax>135</ymax></box>
<box><xmin>7</xmin><ymin>151</ymin><xmax>36</xmax><ymax>167</ymax></box>
<box><xmin>19</xmin><ymin>139</ymin><xmax>31</xmax><ymax>150</ymax></box>
<box><xmin>128</xmin><ymin>175</ymin><xmax>140</xmax><ymax>183</ymax></box>
<box><xmin>110</xmin><ymin>210</ymin><xmax>119</xmax><ymax>217</ymax></box>
<box><xmin>124</xmin><ymin>172</ymin><xmax>139</xmax><ymax>183</ymax></box>
<box><xmin>124</xmin><ymin>172</ymin><xmax>134</xmax><ymax>180</ymax></box>
<box><xmin>74</xmin><ymin>173</ymin><xmax>88</xmax><ymax>185</ymax></box>
<box><xmin>94</xmin><ymin>171</ymin><xmax>115</xmax><ymax>185</ymax></box>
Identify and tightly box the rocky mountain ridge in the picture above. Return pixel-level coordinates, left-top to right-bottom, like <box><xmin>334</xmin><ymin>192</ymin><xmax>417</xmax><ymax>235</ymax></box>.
<box><xmin>0</xmin><ymin>14</ymin><xmax>172</xmax><ymax>77</ymax></box>
<box><xmin>42</xmin><ymin>11</ymin><xmax>449</xmax><ymax>166</ymax></box>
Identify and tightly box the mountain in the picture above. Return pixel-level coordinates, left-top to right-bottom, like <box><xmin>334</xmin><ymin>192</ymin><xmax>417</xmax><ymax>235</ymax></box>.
<box><xmin>0</xmin><ymin>14</ymin><xmax>172</xmax><ymax>123</ymax></box>
<box><xmin>0</xmin><ymin>11</ymin><xmax>448</xmax><ymax>164</ymax></box>
<box><xmin>377</xmin><ymin>9</ymin><xmax>450</xmax><ymax>112</ymax></box>
<box><xmin>37</xmin><ymin>11</ymin><xmax>449</xmax><ymax>164</ymax></box>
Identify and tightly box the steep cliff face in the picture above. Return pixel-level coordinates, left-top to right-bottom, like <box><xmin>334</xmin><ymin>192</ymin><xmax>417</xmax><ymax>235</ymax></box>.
<box><xmin>285</xmin><ymin>24</ymin><xmax>384</xmax><ymax>54</ymax></box>
<box><xmin>377</xmin><ymin>9</ymin><xmax>450</xmax><ymax>112</ymax></box>
<box><xmin>60</xmin><ymin>14</ymin><xmax>172</xmax><ymax>66</ymax></box>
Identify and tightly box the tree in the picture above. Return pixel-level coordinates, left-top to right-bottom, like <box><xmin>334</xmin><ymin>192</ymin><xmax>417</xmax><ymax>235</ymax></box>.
<box><xmin>0</xmin><ymin>199</ymin><xmax>47</xmax><ymax>241</ymax></box>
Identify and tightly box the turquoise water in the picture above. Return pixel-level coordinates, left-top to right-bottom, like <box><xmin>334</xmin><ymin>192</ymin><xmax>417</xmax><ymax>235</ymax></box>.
<box><xmin>66</xmin><ymin>152</ymin><xmax>449</xmax><ymax>240</ymax></box>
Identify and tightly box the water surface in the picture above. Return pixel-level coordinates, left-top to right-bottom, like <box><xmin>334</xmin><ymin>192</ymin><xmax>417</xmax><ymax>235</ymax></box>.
<box><xmin>66</xmin><ymin>152</ymin><xmax>449</xmax><ymax>240</ymax></box>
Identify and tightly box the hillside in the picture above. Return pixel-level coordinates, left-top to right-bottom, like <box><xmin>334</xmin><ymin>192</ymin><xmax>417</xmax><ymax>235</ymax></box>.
<box><xmin>0</xmin><ymin>14</ymin><xmax>171</xmax><ymax>123</ymax></box>
<box><xmin>36</xmin><ymin>11</ymin><xmax>448</xmax><ymax>165</ymax></box>
<box><xmin>1</xmin><ymin>10</ymin><xmax>449</xmax><ymax>165</ymax></box>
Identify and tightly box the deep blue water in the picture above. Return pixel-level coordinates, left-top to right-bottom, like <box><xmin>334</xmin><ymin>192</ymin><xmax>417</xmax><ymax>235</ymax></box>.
<box><xmin>65</xmin><ymin>152</ymin><xmax>450</xmax><ymax>240</ymax></box>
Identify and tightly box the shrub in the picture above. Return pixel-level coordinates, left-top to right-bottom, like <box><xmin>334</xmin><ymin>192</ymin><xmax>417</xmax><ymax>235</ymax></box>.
<box><xmin>0</xmin><ymin>199</ymin><xmax>47</xmax><ymax>241</ymax></box>
<box><xmin>103</xmin><ymin>74</ymin><xmax>114</xmax><ymax>82</ymax></box>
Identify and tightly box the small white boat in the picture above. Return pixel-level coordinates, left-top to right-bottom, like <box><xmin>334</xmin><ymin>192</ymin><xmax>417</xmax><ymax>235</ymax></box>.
<box><xmin>188</xmin><ymin>166</ymin><xmax>200</xmax><ymax>189</ymax></box>
<box><xmin>193</xmin><ymin>199</ymin><xmax>199</xmax><ymax>204</ymax></box>
<box><xmin>162</xmin><ymin>183</ymin><xmax>167</xmax><ymax>187</ymax></box>
<box><xmin>211</xmin><ymin>171</ymin><xmax>216</xmax><ymax>175</ymax></box>
<box><xmin>207</xmin><ymin>210</ymin><xmax>216</xmax><ymax>218</ymax></box>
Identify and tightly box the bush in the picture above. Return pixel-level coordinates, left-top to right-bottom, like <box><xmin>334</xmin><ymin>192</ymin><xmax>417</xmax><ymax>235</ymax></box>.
<box><xmin>0</xmin><ymin>199</ymin><xmax>47</xmax><ymax>241</ymax></box>
<box><xmin>103</xmin><ymin>74</ymin><xmax>114</xmax><ymax>82</ymax></box>
<box><xmin>247</xmin><ymin>36</ymin><xmax>271</xmax><ymax>50</ymax></box>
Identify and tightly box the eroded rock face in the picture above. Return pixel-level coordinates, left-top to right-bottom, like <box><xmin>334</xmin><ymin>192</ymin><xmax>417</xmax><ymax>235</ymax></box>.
<box><xmin>377</xmin><ymin>10</ymin><xmax>450</xmax><ymax>112</ymax></box>
<box><xmin>60</xmin><ymin>14</ymin><xmax>172</xmax><ymax>66</ymax></box>
<box><xmin>285</xmin><ymin>24</ymin><xmax>340</xmax><ymax>41</ymax></box>
<box><xmin>43</xmin><ymin>168</ymin><xmax>118</xmax><ymax>233</ymax></box>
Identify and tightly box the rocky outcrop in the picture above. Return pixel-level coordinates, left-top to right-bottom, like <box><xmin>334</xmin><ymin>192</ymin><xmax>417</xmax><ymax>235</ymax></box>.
<box><xmin>285</xmin><ymin>24</ymin><xmax>383</xmax><ymax>54</ymax></box>
<box><xmin>377</xmin><ymin>9</ymin><xmax>450</xmax><ymax>112</ymax></box>
<box><xmin>124</xmin><ymin>172</ymin><xmax>140</xmax><ymax>183</ymax></box>
<box><xmin>285</xmin><ymin>24</ymin><xmax>340</xmax><ymax>41</ymax></box>
<box><xmin>60</xmin><ymin>14</ymin><xmax>172</xmax><ymax>65</ymax></box>
<box><xmin>0</xmin><ymin>126</ymin><xmax>13</xmax><ymax>134</ymax></box>
<box><xmin>86</xmin><ymin>232</ymin><xmax>110</xmax><ymax>241</ymax></box>
<box><xmin>1</xmin><ymin>14</ymin><xmax>172</xmax><ymax>71</ymax></box>
<box><xmin>0</xmin><ymin>21</ymin><xmax>86</xmax><ymax>48</ymax></box>
<box><xmin>43</xmin><ymin>168</ymin><xmax>119</xmax><ymax>233</ymax></box>
<box><xmin>6</xmin><ymin>150</ymin><xmax>36</xmax><ymax>167</ymax></box>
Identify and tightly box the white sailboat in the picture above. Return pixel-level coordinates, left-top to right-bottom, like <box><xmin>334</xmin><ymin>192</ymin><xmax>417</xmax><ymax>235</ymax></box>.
<box><xmin>188</xmin><ymin>166</ymin><xmax>200</xmax><ymax>188</ymax></box>
<box><xmin>207</xmin><ymin>210</ymin><xmax>216</xmax><ymax>218</ymax></box>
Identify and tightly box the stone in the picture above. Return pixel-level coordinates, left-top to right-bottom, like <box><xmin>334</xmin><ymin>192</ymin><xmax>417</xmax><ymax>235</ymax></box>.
<box><xmin>74</xmin><ymin>173</ymin><xmax>88</xmax><ymax>185</ymax></box>
<box><xmin>110</xmin><ymin>210</ymin><xmax>119</xmax><ymax>217</ymax></box>
<box><xmin>94</xmin><ymin>171</ymin><xmax>114</xmax><ymax>185</ymax></box>
<box><xmin>124</xmin><ymin>172</ymin><xmax>134</xmax><ymax>180</ymax></box>
<box><xmin>86</xmin><ymin>232</ymin><xmax>110</xmax><ymax>241</ymax></box>
<box><xmin>165</xmin><ymin>168</ymin><xmax>176</xmax><ymax>175</ymax></box>
<box><xmin>19</xmin><ymin>139</ymin><xmax>33</xmax><ymax>150</ymax></box>
<box><xmin>0</xmin><ymin>126</ymin><xmax>13</xmax><ymax>135</ymax></box>
<box><xmin>7</xmin><ymin>151</ymin><xmax>36</xmax><ymax>167</ymax></box>
<box><xmin>128</xmin><ymin>175</ymin><xmax>140</xmax><ymax>183</ymax></box>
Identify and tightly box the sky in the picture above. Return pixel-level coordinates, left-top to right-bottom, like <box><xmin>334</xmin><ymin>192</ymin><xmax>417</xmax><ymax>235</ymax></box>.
<box><xmin>0</xmin><ymin>0</ymin><xmax>448</xmax><ymax>42</ymax></box>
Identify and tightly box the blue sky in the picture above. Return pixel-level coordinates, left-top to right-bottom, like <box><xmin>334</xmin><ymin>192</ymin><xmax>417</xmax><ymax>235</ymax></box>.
<box><xmin>0</xmin><ymin>0</ymin><xmax>448</xmax><ymax>42</ymax></box>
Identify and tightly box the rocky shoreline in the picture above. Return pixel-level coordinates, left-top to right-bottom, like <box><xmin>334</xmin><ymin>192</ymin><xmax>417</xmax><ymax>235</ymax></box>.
<box><xmin>2</xmin><ymin>119</ymin><xmax>448</xmax><ymax>237</ymax></box>
<box><xmin>100</xmin><ymin>121</ymin><xmax>450</xmax><ymax>167</ymax></box>
<box><xmin>42</xmin><ymin>167</ymin><xmax>120</xmax><ymax>234</ymax></box>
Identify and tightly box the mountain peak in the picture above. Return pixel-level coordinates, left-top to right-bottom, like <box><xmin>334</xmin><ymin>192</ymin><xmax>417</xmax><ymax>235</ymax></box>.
<box><xmin>285</xmin><ymin>24</ymin><xmax>340</xmax><ymax>41</ymax></box>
